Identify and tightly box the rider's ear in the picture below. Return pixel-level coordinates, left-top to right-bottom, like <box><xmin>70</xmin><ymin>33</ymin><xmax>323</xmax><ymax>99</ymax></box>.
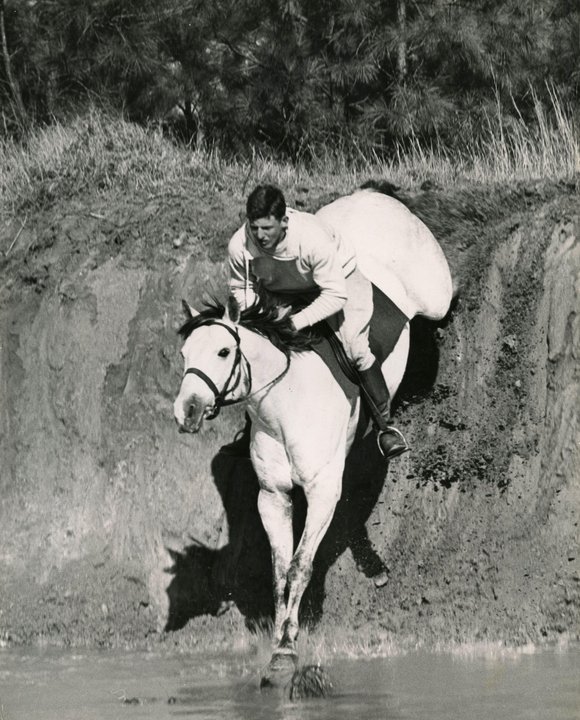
<box><xmin>182</xmin><ymin>300</ymin><xmax>200</xmax><ymax>319</ymax></box>
<box><xmin>225</xmin><ymin>295</ymin><xmax>241</xmax><ymax>323</ymax></box>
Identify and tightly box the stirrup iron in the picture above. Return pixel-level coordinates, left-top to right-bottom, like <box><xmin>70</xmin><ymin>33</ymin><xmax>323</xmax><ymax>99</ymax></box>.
<box><xmin>376</xmin><ymin>426</ymin><xmax>409</xmax><ymax>460</ymax></box>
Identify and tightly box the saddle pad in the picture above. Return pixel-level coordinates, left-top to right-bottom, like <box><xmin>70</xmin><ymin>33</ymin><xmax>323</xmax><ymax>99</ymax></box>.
<box><xmin>311</xmin><ymin>284</ymin><xmax>409</xmax><ymax>401</ymax></box>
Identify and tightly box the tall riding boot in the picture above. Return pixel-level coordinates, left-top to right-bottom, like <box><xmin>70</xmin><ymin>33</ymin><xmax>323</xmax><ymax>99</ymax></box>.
<box><xmin>358</xmin><ymin>361</ymin><xmax>409</xmax><ymax>460</ymax></box>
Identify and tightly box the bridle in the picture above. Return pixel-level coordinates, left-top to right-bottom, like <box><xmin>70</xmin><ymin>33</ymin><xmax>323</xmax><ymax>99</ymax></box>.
<box><xmin>182</xmin><ymin>320</ymin><xmax>250</xmax><ymax>419</ymax></box>
<box><xmin>181</xmin><ymin>319</ymin><xmax>290</xmax><ymax>419</ymax></box>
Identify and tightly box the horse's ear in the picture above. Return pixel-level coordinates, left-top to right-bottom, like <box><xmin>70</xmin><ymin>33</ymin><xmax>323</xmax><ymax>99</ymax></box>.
<box><xmin>225</xmin><ymin>295</ymin><xmax>241</xmax><ymax>323</ymax></box>
<box><xmin>182</xmin><ymin>299</ymin><xmax>200</xmax><ymax>319</ymax></box>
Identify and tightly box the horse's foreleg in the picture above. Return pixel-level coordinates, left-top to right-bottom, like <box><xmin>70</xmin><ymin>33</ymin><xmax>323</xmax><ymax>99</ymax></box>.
<box><xmin>278</xmin><ymin>464</ymin><xmax>342</xmax><ymax>653</ymax></box>
<box><xmin>252</xmin><ymin>429</ymin><xmax>294</xmax><ymax>645</ymax></box>
<box><xmin>257</xmin><ymin>487</ymin><xmax>294</xmax><ymax>644</ymax></box>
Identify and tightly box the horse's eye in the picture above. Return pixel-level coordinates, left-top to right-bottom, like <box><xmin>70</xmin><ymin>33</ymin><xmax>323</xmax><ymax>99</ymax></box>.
<box><xmin>218</xmin><ymin>348</ymin><xmax>230</xmax><ymax>358</ymax></box>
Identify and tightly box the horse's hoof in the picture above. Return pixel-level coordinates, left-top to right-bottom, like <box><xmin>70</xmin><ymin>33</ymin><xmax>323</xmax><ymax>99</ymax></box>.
<box><xmin>373</xmin><ymin>569</ymin><xmax>390</xmax><ymax>588</ymax></box>
<box><xmin>289</xmin><ymin>664</ymin><xmax>334</xmax><ymax>700</ymax></box>
<box><xmin>273</xmin><ymin>645</ymin><xmax>298</xmax><ymax>657</ymax></box>
<box><xmin>269</xmin><ymin>650</ymin><xmax>298</xmax><ymax>671</ymax></box>
<box><xmin>260</xmin><ymin>651</ymin><xmax>298</xmax><ymax>691</ymax></box>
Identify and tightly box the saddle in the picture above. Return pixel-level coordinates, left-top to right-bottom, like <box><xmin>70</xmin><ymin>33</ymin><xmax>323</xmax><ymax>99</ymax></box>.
<box><xmin>312</xmin><ymin>284</ymin><xmax>408</xmax><ymax>401</ymax></box>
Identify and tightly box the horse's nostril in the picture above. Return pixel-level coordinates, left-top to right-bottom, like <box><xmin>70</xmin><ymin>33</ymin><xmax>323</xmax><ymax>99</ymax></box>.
<box><xmin>186</xmin><ymin>404</ymin><xmax>195</xmax><ymax>419</ymax></box>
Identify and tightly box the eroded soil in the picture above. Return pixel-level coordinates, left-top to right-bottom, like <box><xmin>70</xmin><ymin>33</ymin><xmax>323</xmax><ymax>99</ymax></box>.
<box><xmin>0</xmin><ymin>177</ymin><xmax>578</xmax><ymax>650</ymax></box>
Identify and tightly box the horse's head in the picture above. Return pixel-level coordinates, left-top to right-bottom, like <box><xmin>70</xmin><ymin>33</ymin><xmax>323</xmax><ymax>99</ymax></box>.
<box><xmin>173</xmin><ymin>297</ymin><xmax>249</xmax><ymax>433</ymax></box>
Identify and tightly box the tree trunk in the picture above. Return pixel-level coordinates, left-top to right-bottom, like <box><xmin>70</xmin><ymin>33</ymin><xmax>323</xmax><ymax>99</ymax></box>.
<box><xmin>0</xmin><ymin>0</ymin><xmax>27</xmax><ymax>127</ymax></box>
<box><xmin>182</xmin><ymin>99</ymin><xmax>199</xmax><ymax>146</ymax></box>
<box><xmin>397</xmin><ymin>0</ymin><xmax>407</xmax><ymax>82</ymax></box>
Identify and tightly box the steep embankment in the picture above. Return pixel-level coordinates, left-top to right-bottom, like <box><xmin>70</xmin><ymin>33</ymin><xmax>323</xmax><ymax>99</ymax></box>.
<box><xmin>0</xmin><ymin>179</ymin><xmax>578</xmax><ymax>648</ymax></box>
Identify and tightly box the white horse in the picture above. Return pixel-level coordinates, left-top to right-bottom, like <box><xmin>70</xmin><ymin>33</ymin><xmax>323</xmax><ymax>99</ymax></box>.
<box><xmin>173</xmin><ymin>186</ymin><xmax>452</xmax><ymax>669</ymax></box>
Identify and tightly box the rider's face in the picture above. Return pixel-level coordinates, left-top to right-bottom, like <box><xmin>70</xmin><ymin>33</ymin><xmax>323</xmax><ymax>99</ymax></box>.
<box><xmin>247</xmin><ymin>215</ymin><xmax>287</xmax><ymax>251</ymax></box>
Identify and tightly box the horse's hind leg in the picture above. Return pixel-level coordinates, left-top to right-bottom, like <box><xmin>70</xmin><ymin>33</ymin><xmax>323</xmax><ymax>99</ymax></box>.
<box><xmin>278</xmin><ymin>462</ymin><xmax>343</xmax><ymax>653</ymax></box>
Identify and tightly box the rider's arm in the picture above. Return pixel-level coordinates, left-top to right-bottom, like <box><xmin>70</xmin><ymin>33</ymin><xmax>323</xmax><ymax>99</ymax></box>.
<box><xmin>228</xmin><ymin>227</ymin><xmax>256</xmax><ymax>309</ymax></box>
<box><xmin>291</xmin><ymin>236</ymin><xmax>348</xmax><ymax>330</ymax></box>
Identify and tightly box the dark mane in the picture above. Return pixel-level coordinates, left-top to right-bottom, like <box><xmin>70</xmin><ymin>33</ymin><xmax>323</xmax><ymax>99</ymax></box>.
<box><xmin>179</xmin><ymin>291</ymin><xmax>316</xmax><ymax>355</ymax></box>
<box><xmin>240</xmin><ymin>290</ymin><xmax>316</xmax><ymax>354</ymax></box>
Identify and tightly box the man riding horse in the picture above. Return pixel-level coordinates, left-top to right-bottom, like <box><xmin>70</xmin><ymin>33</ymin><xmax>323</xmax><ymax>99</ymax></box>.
<box><xmin>225</xmin><ymin>183</ymin><xmax>409</xmax><ymax>460</ymax></box>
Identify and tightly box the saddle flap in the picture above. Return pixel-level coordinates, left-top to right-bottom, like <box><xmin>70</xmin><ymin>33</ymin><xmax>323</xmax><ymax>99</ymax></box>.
<box><xmin>311</xmin><ymin>284</ymin><xmax>408</xmax><ymax>400</ymax></box>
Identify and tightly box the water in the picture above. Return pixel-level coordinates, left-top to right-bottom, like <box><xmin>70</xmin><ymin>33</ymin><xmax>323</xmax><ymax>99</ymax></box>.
<box><xmin>0</xmin><ymin>643</ymin><xmax>578</xmax><ymax>720</ymax></box>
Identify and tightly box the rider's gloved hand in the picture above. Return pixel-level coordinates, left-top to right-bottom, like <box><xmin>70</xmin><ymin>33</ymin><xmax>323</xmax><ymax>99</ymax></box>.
<box><xmin>276</xmin><ymin>305</ymin><xmax>293</xmax><ymax>322</ymax></box>
<box><xmin>288</xmin><ymin>316</ymin><xmax>300</xmax><ymax>334</ymax></box>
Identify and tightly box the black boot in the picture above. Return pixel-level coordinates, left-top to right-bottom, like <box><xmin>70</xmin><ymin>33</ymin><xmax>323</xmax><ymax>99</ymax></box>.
<box><xmin>218</xmin><ymin>413</ymin><xmax>252</xmax><ymax>458</ymax></box>
<box><xmin>358</xmin><ymin>361</ymin><xmax>409</xmax><ymax>460</ymax></box>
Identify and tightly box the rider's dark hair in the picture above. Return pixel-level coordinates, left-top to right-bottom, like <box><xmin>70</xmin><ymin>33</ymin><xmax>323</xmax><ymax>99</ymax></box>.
<box><xmin>246</xmin><ymin>184</ymin><xmax>286</xmax><ymax>221</ymax></box>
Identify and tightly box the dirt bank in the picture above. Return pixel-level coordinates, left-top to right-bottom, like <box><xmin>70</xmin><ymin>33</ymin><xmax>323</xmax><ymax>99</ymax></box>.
<box><xmin>0</xmin><ymin>178</ymin><xmax>578</xmax><ymax>649</ymax></box>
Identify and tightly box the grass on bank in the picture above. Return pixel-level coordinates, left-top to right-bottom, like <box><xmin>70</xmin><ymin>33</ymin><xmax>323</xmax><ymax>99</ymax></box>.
<box><xmin>0</xmin><ymin>88</ymin><xmax>578</xmax><ymax>220</ymax></box>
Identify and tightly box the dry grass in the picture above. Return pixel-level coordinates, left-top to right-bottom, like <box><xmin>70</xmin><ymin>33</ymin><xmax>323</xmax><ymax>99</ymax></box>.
<box><xmin>467</xmin><ymin>85</ymin><xmax>579</xmax><ymax>182</ymax></box>
<box><xmin>1</xmin><ymin>89</ymin><xmax>577</xmax><ymax>220</ymax></box>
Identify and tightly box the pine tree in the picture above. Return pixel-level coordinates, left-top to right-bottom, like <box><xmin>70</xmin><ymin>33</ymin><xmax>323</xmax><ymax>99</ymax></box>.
<box><xmin>1</xmin><ymin>0</ymin><xmax>577</xmax><ymax>153</ymax></box>
<box><xmin>0</xmin><ymin>0</ymin><xmax>27</xmax><ymax>128</ymax></box>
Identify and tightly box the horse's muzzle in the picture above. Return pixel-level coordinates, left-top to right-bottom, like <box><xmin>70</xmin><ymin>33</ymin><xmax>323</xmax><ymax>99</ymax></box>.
<box><xmin>174</xmin><ymin>396</ymin><xmax>205</xmax><ymax>434</ymax></box>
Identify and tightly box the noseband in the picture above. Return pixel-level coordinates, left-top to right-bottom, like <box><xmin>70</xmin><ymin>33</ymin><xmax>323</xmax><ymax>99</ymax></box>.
<box><xmin>182</xmin><ymin>320</ymin><xmax>251</xmax><ymax>419</ymax></box>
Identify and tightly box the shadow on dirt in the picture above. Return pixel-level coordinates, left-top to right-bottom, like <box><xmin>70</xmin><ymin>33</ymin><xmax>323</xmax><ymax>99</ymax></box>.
<box><xmin>164</xmin><ymin>457</ymin><xmax>273</xmax><ymax>632</ymax></box>
<box><xmin>164</xmin><ymin>312</ymin><xmax>450</xmax><ymax>633</ymax></box>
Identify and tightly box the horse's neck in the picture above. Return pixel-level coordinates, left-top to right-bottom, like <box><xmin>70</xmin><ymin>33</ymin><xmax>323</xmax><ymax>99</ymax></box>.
<box><xmin>239</xmin><ymin>326</ymin><xmax>290</xmax><ymax>388</ymax></box>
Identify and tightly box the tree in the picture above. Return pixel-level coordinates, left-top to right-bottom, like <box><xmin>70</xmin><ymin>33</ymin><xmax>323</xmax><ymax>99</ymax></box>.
<box><xmin>0</xmin><ymin>0</ymin><xmax>27</xmax><ymax>128</ymax></box>
<box><xmin>0</xmin><ymin>0</ymin><xmax>577</xmax><ymax>154</ymax></box>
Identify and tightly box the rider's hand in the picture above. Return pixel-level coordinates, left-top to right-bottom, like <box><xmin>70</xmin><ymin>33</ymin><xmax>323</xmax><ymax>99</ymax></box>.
<box><xmin>276</xmin><ymin>305</ymin><xmax>293</xmax><ymax>322</ymax></box>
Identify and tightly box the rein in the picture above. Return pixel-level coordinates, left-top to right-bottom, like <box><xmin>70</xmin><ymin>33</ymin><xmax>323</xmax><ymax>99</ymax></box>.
<box><xmin>182</xmin><ymin>319</ymin><xmax>290</xmax><ymax>418</ymax></box>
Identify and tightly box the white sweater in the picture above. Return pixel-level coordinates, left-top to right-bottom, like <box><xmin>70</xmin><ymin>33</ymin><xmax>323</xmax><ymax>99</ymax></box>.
<box><xmin>228</xmin><ymin>208</ymin><xmax>357</xmax><ymax>330</ymax></box>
